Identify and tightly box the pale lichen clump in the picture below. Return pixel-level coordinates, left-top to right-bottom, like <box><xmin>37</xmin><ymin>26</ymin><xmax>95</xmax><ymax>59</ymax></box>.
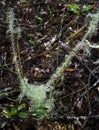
<box><xmin>20</xmin><ymin>78</ymin><xmax>48</xmax><ymax>105</ymax></box>
<box><xmin>7</xmin><ymin>8</ymin><xmax>53</xmax><ymax>111</ymax></box>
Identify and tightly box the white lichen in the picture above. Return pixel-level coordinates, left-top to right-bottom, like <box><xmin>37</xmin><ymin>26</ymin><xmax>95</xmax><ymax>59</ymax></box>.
<box><xmin>7</xmin><ymin>9</ymin><xmax>53</xmax><ymax>111</ymax></box>
<box><xmin>46</xmin><ymin>10</ymin><xmax>99</xmax><ymax>89</ymax></box>
<box><xmin>85</xmin><ymin>40</ymin><xmax>99</xmax><ymax>49</ymax></box>
<box><xmin>20</xmin><ymin>78</ymin><xmax>47</xmax><ymax>105</ymax></box>
<box><xmin>86</xmin><ymin>10</ymin><xmax>99</xmax><ymax>38</ymax></box>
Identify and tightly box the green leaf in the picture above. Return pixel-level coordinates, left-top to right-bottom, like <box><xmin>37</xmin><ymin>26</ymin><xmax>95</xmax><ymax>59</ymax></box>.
<box><xmin>32</xmin><ymin>105</ymin><xmax>50</xmax><ymax>118</ymax></box>
<box><xmin>33</xmin><ymin>106</ymin><xmax>48</xmax><ymax>111</ymax></box>
<box><xmin>27</xmin><ymin>33</ymin><xmax>35</xmax><ymax>37</ymax></box>
<box><xmin>18</xmin><ymin>103</ymin><xmax>26</xmax><ymax>111</ymax></box>
<box><xmin>47</xmin><ymin>5</ymin><xmax>51</xmax><ymax>12</ymax></box>
<box><xmin>82</xmin><ymin>5</ymin><xmax>93</xmax><ymax>11</ymax></box>
<box><xmin>18</xmin><ymin>112</ymin><xmax>29</xmax><ymax>119</ymax></box>
<box><xmin>68</xmin><ymin>3</ymin><xmax>80</xmax><ymax>14</ymax></box>
<box><xmin>68</xmin><ymin>3</ymin><xmax>79</xmax><ymax>9</ymax></box>
<box><xmin>7</xmin><ymin>107</ymin><xmax>17</xmax><ymax>117</ymax></box>
<box><xmin>28</xmin><ymin>40</ymin><xmax>35</xmax><ymax>45</ymax></box>
<box><xmin>35</xmin><ymin>16</ymin><xmax>43</xmax><ymax>21</ymax></box>
<box><xmin>0</xmin><ymin>92</ymin><xmax>10</xmax><ymax>97</ymax></box>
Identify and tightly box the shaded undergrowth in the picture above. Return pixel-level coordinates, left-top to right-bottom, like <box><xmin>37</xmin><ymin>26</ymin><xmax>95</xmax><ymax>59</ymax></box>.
<box><xmin>0</xmin><ymin>1</ymin><xmax>99</xmax><ymax>130</ymax></box>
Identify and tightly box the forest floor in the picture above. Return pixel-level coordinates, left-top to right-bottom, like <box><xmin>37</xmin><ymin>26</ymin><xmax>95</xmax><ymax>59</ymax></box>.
<box><xmin>0</xmin><ymin>0</ymin><xmax>99</xmax><ymax>130</ymax></box>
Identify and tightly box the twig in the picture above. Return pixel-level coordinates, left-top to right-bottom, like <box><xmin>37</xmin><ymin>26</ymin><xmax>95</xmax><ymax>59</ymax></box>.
<box><xmin>57</xmin><ymin>115</ymin><xmax>99</xmax><ymax>121</ymax></box>
<box><xmin>59</xmin><ymin>44</ymin><xmax>95</xmax><ymax>76</ymax></box>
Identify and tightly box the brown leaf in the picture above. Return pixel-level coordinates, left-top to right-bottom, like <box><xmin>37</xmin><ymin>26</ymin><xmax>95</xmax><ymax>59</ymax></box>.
<box><xmin>65</xmin><ymin>68</ymin><xmax>78</xmax><ymax>72</ymax></box>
